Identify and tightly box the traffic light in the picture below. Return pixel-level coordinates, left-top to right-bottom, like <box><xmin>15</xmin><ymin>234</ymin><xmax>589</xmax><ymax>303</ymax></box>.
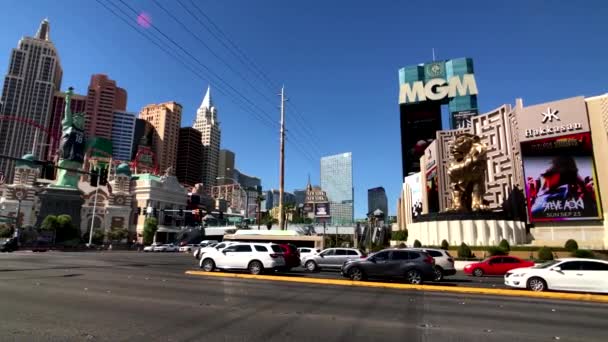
<box><xmin>152</xmin><ymin>208</ymin><xmax>158</xmax><ymax>217</ymax></box>
<box><xmin>90</xmin><ymin>168</ymin><xmax>99</xmax><ymax>187</ymax></box>
<box><xmin>99</xmin><ymin>167</ymin><xmax>108</xmax><ymax>186</ymax></box>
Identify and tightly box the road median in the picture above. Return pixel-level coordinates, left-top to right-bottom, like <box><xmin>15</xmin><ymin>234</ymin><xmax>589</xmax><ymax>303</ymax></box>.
<box><xmin>185</xmin><ymin>270</ymin><xmax>608</xmax><ymax>304</ymax></box>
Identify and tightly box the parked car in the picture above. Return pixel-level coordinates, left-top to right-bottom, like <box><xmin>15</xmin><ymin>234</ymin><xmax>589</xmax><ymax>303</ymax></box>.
<box><xmin>464</xmin><ymin>256</ymin><xmax>535</xmax><ymax>276</ymax></box>
<box><xmin>0</xmin><ymin>237</ymin><xmax>18</xmax><ymax>252</ymax></box>
<box><xmin>199</xmin><ymin>242</ymin><xmax>286</xmax><ymax>275</ymax></box>
<box><xmin>297</xmin><ymin>247</ymin><xmax>320</xmax><ymax>258</ymax></box>
<box><xmin>199</xmin><ymin>240</ymin><xmax>218</xmax><ymax>247</ymax></box>
<box><xmin>193</xmin><ymin>241</ymin><xmax>233</xmax><ymax>260</ymax></box>
<box><xmin>179</xmin><ymin>244</ymin><xmax>198</xmax><ymax>253</ymax></box>
<box><xmin>410</xmin><ymin>248</ymin><xmax>456</xmax><ymax>281</ymax></box>
<box><xmin>31</xmin><ymin>240</ymin><xmax>50</xmax><ymax>252</ymax></box>
<box><xmin>153</xmin><ymin>243</ymin><xmax>179</xmax><ymax>252</ymax></box>
<box><xmin>301</xmin><ymin>248</ymin><xmax>365</xmax><ymax>272</ymax></box>
<box><xmin>143</xmin><ymin>243</ymin><xmax>160</xmax><ymax>252</ymax></box>
<box><xmin>505</xmin><ymin>258</ymin><xmax>608</xmax><ymax>293</ymax></box>
<box><xmin>277</xmin><ymin>244</ymin><xmax>300</xmax><ymax>271</ymax></box>
<box><xmin>341</xmin><ymin>249</ymin><xmax>436</xmax><ymax>284</ymax></box>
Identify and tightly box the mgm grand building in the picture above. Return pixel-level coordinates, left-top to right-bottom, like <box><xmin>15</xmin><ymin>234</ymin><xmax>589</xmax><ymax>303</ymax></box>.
<box><xmin>395</xmin><ymin>58</ymin><xmax>608</xmax><ymax>249</ymax></box>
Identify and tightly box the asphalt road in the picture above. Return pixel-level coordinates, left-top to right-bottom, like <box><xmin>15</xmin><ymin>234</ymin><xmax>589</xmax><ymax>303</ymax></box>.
<box><xmin>0</xmin><ymin>251</ymin><xmax>606</xmax><ymax>341</ymax></box>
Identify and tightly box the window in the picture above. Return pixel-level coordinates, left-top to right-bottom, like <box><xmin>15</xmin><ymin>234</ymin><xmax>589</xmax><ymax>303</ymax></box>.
<box><xmin>215</xmin><ymin>243</ymin><xmax>226</xmax><ymax>250</ymax></box>
<box><xmin>559</xmin><ymin>261</ymin><xmax>582</xmax><ymax>271</ymax></box>
<box><xmin>254</xmin><ymin>245</ymin><xmax>268</xmax><ymax>252</ymax></box>
<box><xmin>346</xmin><ymin>250</ymin><xmax>358</xmax><ymax>256</ymax></box>
<box><xmin>427</xmin><ymin>250</ymin><xmax>443</xmax><ymax>258</ymax></box>
<box><xmin>271</xmin><ymin>245</ymin><xmax>283</xmax><ymax>253</ymax></box>
<box><xmin>373</xmin><ymin>251</ymin><xmax>390</xmax><ymax>261</ymax></box>
<box><xmin>580</xmin><ymin>261</ymin><xmax>608</xmax><ymax>271</ymax></box>
<box><xmin>233</xmin><ymin>245</ymin><xmax>252</xmax><ymax>252</ymax></box>
<box><xmin>320</xmin><ymin>249</ymin><xmax>335</xmax><ymax>256</ymax></box>
<box><xmin>488</xmin><ymin>257</ymin><xmax>503</xmax><ymax>264</ymax></box>
<box><xmin>503</xmin><ymin>257</ymin><xmax>520</xmax><ymax>264</ymax></box>
<box><xmin>407</xmin><ymin>251</ymin><xmax>421</xmax><ymax>259</ymax></box>
<box><xmin>391</xmin><ymin>251</ymin><xmax>409</xmax><ymax>261</ymax></box>
<box><xmin>335</xmin><ymin>249</ymin><xmax>347</xmax><ymax>256</ymax></box>
<box><xmin>300</xmin><ymin>248</ymin><xmax>310</xmax><ymax>253</ymax></box>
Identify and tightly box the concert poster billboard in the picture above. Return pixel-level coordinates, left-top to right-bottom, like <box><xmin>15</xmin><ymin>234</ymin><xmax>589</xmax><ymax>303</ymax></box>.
<box><xmin>521</xmin><ymin>132</ymin><xmax>602</xmax><ymax>222</ymax></box>
<box><xmin>404</xmin><ymin>172</ymin><xmax>423</xmax><ymax>218</ymax></box>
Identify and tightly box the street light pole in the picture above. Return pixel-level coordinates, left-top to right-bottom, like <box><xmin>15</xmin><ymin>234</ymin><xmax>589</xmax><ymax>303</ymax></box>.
<box><xmin>88</xmin><ymin>184</ymin><xmax>100</xmax><ymax>246</ymax></box>
<box><xmin>278</xmin><ymin>86</ymin><xmax>286</xmax><ymax>230</ymax></box>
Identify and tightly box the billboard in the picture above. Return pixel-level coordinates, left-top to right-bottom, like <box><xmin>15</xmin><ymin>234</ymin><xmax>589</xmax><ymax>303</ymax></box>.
<box><xmin>314</xmin><ymin>202</ymin><xmax>330</xmax><ymax>218</ymax></box>
<box><xmin>521</xmin><ymin>132</ymin><xmax>602</xmax><ymax>222</ymax></box>
<box><xmin>398</xmin><ymin>58</ymin><xmax>478</xmax><ymax>177</ymax></box>
<box><xmin>404</xmin><ymin>172</ymin><xmax>423</xmax><ymax>218</ymax></box>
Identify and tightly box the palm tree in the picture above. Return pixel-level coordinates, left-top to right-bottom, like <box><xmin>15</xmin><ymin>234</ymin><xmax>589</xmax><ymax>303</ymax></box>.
<box><xmin>283</xmin><ymin>203</ymin><xmax>296</xmax><ymax>227</ymax></box>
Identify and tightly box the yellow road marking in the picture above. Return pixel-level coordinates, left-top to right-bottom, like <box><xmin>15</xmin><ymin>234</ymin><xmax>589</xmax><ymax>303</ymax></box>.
<box><xmin>185</xmin><ymin>270</ymin><xmax>608</xmax><ymax>304</ymax></box>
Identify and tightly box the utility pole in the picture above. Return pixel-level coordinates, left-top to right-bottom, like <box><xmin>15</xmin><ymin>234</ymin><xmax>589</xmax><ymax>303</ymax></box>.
<box><xmin>278</xmin><ymin>86</ymin><xmax>286</xmax><ymax>230</ymax></box>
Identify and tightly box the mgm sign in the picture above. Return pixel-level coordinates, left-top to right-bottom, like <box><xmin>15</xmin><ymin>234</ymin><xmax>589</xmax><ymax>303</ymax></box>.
<box><xmin>398</xmin><ymin>58</ymin><xmax>479</xmax><ymax>177</ymax></box>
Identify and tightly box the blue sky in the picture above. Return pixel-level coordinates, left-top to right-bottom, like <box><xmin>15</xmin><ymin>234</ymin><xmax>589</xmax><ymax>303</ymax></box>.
<box><xmin>2</xmin><ymin>0</ymin><xmax>608</xmax><ymax>219</ymax></box>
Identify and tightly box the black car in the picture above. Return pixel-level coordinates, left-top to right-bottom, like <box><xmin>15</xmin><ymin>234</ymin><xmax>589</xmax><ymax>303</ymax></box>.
<box><xmin>0</xmin><ymin>237</ymin><xmax>19</xmax><ymax>252</ymax></box>
<box><xmin>341</xmin><ymin>249</ymin><xmax>436</xmax><ymax>284</ymax></box>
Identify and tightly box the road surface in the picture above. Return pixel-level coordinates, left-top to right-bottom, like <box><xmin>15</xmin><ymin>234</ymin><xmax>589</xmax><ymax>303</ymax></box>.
<box><xmin>0</xmin><ymin>251</ymin><xmax>605</xmax><ymax>341</ymax></box>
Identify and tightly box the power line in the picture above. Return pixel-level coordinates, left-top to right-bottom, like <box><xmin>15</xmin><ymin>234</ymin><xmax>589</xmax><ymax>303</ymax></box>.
<box><xmin>150</xmin><ymin>0</ymin><xmax>278</xmax><ymax>109</ymax></box>
<box><xmin>96</xmin><ymin>0</ymin><xmax>276</xmax><ymax>131</ymax></box>
<box><xmin>115</xmin><ymin>0</ymin><xmax>279</xmax><ymax>129</ymax></box>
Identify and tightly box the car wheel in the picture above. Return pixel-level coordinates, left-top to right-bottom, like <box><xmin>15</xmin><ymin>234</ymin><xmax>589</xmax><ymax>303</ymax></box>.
<box><xmin>248</xmin><ymin>261</ymin><xmax>263</xmax><ymax>275</ymax></box>
<box><xmin>405</xmin><ymin>269</ymin><xmax>423</xmax><ymax>285</ymax></box>
<box><xmin>348</xmin><ymin>267</ymin><xmax>365</xmax><ymax>281</ymax></box>
<box><xmin>305</xmin><ymin>260</ymin><xmax>318</xmax><ymax>272</ymax></box>
<box><xmin>473</xmin><ymin>268</ymin><xmax>484</xmax><ymax>277</ymax></box>
<box><xmin>433</xmin><ymin>267</ymin><xmax>444</xmax><ymax>282</ymax></box>
<box><xmin>527</xmin><ymin>277</ymin><xmax>548</xmax><ymax>292</ymax></box>
<box><xmin>201</xmin><ymin>258</ymin><xmax>215</xmax><ymax>272</ymax></box>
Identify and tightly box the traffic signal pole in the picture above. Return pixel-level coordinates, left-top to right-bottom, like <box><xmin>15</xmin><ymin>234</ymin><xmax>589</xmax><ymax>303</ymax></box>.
<box><xmin>87</xmin><ymin>184</ymin><xmax>99</xmax><ymax>246</ymax></box>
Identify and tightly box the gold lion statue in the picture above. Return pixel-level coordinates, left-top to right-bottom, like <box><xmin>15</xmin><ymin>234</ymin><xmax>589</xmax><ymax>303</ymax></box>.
<box><xmin>446</xmin><ymin>133</ymin><xmax>488</xmax><ymax>212</ymax></box>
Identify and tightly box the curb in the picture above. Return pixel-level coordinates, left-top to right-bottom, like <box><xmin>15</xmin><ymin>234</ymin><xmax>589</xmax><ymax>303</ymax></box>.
<box><xmin>185</xmin><ymin>270</ymin><xmax>608</xmax><ymax>304</ymax></box>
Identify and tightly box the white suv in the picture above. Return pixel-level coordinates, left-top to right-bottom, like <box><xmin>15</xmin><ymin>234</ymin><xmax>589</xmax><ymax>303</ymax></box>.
<box><xmin>199</xmin><ymin>242</ymin><xmax>286</xmax><ymax>275</ymax></box>
<box><xmin>409</xmin><ymin>248</ymin><xmax>456</xmax><ymax>281</ymax></box>
<box><xmin>193</xmin><ymin>241</ymin><xmax>235</xmax><ymax>260</ymax></box>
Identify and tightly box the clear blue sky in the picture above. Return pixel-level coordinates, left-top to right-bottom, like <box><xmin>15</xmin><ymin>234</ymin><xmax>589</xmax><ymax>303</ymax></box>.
<box><xmin>2</xmin><ymin>0</ymin><xmax>608</xmax><ymax>219</ymax></box>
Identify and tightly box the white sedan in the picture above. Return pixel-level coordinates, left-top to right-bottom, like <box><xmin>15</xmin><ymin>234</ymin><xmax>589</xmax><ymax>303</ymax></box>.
<box><xmin>143</xmin><ymin>243</ymin><xmax>160</xmax><ymax>252</ymax></box>
<box><xmin>505</xmin><ymin>258</ymin><xmax>608</xmax><ymax>293</ymax></box>
<box><xmin>179</xmin><ymin>244</ymin><xmax>198</xmax><ymax>253</ymax></box>
<box><xmin>153</xmin><ymin>243</ymin><xmax>179</xmax><ymax>252</ymax></box>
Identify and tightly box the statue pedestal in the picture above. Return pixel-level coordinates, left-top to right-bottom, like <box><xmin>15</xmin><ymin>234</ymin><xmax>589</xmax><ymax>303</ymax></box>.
<box><xmin>407</xmin><ymin>211</ymin><xmax>527</xmax><ymax>247</ymax></box>
<box><xmin>37</xmin><ymin>187</ymin><xmax>84</xmax><ymax>230</ymax></box>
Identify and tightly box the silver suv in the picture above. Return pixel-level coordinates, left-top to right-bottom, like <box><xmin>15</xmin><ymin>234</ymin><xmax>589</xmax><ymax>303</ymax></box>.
<box><xmin>301</xmin><ymin>248</ymin><xmax>365</xmax><ymax>272</ymax></box>
<box><xmin>409</xmin><ymin>248</ymin><xmax>455</xmax><ymax>281</ymax></box>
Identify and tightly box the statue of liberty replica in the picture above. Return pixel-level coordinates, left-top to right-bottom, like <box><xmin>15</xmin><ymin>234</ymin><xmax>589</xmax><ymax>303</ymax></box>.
<box><xmin>51</xmin><ymin>87</ymin><xmax>85</xmax><ymax>189</ymax></box>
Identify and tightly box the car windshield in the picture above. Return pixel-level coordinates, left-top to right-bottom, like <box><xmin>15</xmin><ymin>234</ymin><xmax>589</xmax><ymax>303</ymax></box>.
<box><xmin>533</xmin><ymin>260</ymin><xmax>561</xmax><ymax>269</ymax></box>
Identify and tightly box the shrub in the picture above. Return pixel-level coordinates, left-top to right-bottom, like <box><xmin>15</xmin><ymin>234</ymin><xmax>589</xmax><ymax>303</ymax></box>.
<box><xmin>498</xmin><ymin>239</ymin><xmax>510</xmax><ymax>252</ymax></box>
<box><xmin>538</xmin><ymin>246</ymin><xmax>554</xmax><ymax>261</ymax></box>
<box><xmin>0</xmin><ymin>224</ymin><xmax>14</xmax><ymax>238</ymax></box>
<box><xmin>487</xmin><ymin>246</ymin><xmax>508</xmax><ymax>256</ymax></box>
<box><xmin>572</xmin><ymin>249</ymin><xmax>594</xmax><ymax>259</ymax></box>
<box><xmin>440</xmin><ymin>240</ymin><xmax>449</xmax><ymax>250</ymax></box>
<box><xmin>565</xmin><ymin>239</ymin><xmax>578</xmax><ymax>252</ymax></box>
<box><xmin>391</xmin><ymin>230</ymin><xmax>408</xmax><ymax>241</ymax></box>
<box><xmin>413</xmin><ymin>240</ymin><xmax>422</xmax><ymax>248</ymax></box>
<box><xmin>458</xmin><ymin>243</ymin><xmax>473</xmax><ymax>258</ymax></box>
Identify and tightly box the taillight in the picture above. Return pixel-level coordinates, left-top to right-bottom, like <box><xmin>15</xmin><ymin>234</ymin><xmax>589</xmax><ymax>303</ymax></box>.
<box><xmin>360</xmin><ymin>255</ymin><xmax>366</xmax><ymax>258</ymax></box>
<box><xmin>448</xmin><ymin>258</ymin><xmax>454</xmax><ymax>264</ymax></box>
<box><xmin>424</xmin><ymin>255</ymin><xmax>435</xmax><ymax>264</ymax></box>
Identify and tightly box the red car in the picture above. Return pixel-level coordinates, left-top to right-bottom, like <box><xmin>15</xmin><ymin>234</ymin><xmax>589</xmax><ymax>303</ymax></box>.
<box><xmin>464</xmin><ymin>256</ymin><xmax>534</xmax><ymax>276</ymax></box>
<box><xmin>277</xmin><ymin>244</ymin><xmax>301</xmax><ymax>271</ymax></box>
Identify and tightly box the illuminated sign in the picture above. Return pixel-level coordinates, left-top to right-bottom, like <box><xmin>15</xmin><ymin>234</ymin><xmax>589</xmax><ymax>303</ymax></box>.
<box><xmin>399</xmin><ymin>74</ymin><xmax>478</xmax><ymax>105</ymax></box>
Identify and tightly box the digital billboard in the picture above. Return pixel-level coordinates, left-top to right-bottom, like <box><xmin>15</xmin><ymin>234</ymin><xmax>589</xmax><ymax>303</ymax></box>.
<box><xmin>404</xmin><ymin>172</ymin><xmax>423</xmax><ymax>218</ymax></box>
<box><xmin>314</xmin><ymin>203</ymin><xmax>330</xmax><ymax>218</ymax></box>
<box><xmin>521</xmin><ymin>132</ymin><xmax>602</xmax><ymax>222</ymax></box>
<box><xmin>398</xmin><ymin>58</ymin><xmax>478</xmax><ymax>177</ymax></box>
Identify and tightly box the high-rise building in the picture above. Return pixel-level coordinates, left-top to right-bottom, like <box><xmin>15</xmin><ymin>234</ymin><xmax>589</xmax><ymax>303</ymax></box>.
<box><xmin>139</xmin><ymin>102</ymin><xmax>182</xmax><ymax>173</ymax></box>
<box><xmin>235</xmin><ymin>170</ymin><xmax>261</xmax><ymax>190</ymax></box>
<box><xmin>193</xmin><ymin>86</ymin><xmax>221</xmax><ymax>189</ymax></box>
<box><xmin>130</xmin><ymin>118</ymin><xmax>157</xmax><ymax>174</ymax></box>
<box><xmin>368</xmin><ymin>186</ymin><xmax>388</xmax><ymax>217</ymax></box>
<box><xmin>111</xmin><ymin>111</ymin><xmax>136</xmax><ymax>161</ymax></box>
<box><xmin>0</xmin><ymin>19</ymin><xmax>63</xmax><ymax>181</ymax></box>
<box><xmin>265</xmin><ymin>189</ymin><xmax>295</xmax><ymax>210</ymax></box>
<box><xmin>217</xmin><ymin>149</ymin><xmax>235</xmax><ymax>185</ymax></box>
<box><xmin>176</xmin><ymin>127</ymin><xmax>203</xmax><ymax>188</ymax></box>
<box><xmin>294</xmin><ymin>189</ymin><xmax>307</xmax><ymax>207</ymax></box>
<box><xmin>47</xmin><ymin>91</ymin><xmax>87</xmax><ymax>160</ymax></box>
<box><xmin>321</xmin><ymin>152</ymin><xmax>354</xmax><ymax>225</ymax></box>
<box><xmin>85</xmin><ymin>74</ymin><xmax>127</xmax><ymax>140</ymax></box>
